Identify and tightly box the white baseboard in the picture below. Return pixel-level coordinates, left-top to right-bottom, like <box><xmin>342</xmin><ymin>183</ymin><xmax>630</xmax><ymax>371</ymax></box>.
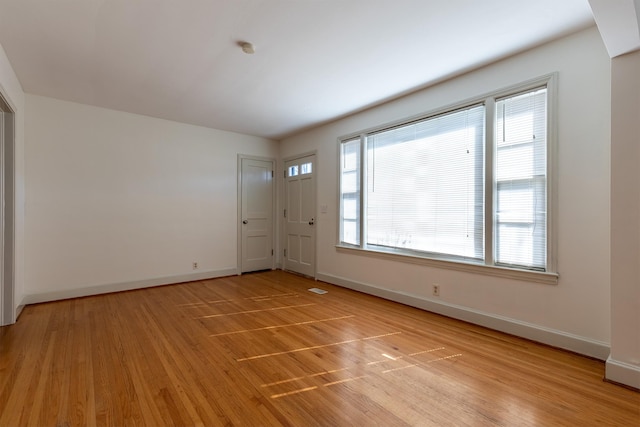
<box><xmin>606</xmin><ymin>357</ymin><xmax>640</xmax><ymax>389</ymax></box>
<box><xmin>15</xmin><ymin>303</ymin><xmax>24</xmax><ymax>319</ymax></box>
<box><xmin>317</xmin><ymin>272</ymin><xmax>610</xmax><ymax>361</ymax></box>
<box><xmin>20</xmin><ymin>268</ymin><xmax>238</xmax><ymax>306</ymax></box>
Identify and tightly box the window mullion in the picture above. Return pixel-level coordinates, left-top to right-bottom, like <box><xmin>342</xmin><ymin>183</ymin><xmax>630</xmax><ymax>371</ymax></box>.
<box><xmin>546</xmin><ymin>76</ymin><xmax>557</xmax><ymax>273</ymax></box>
<box><xmin>485</xmin><ymin>97</ymin><xmax>495</xmax><ymax>266</ymax></box>
<box><xmin>360</xmin><ymin>134</ymin><xmax>366</xmax><ymax>249</ymax></box>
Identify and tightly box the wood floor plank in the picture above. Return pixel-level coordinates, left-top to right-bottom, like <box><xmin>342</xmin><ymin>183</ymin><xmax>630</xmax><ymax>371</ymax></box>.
<box><xmin>1</xmin><ymin>270</ymin><xmax>638</xmax><ymax>426</ymax></box>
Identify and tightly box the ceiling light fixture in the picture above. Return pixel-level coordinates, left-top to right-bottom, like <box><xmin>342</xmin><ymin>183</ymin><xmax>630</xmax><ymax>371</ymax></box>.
<box><xmin>240</xmin><ymin>41</ymin><xmax>255</xmax><ymax>54</ymax></box>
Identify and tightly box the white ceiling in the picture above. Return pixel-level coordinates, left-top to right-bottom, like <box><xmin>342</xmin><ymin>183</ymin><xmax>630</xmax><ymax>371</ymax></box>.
<box><xmin>0</xmin><ymin>0</ymin><xmax>595</xmax><ymax>140</ymax></box>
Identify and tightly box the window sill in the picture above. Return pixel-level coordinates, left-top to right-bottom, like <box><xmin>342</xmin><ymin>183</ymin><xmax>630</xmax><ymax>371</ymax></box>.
<box><xmin>335</xmin><ymin>245</ymin><xmax>559</xmax><ymax>285</ymax></box>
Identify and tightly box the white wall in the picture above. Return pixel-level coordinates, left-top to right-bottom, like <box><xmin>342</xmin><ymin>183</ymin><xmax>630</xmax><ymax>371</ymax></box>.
<box><xmin>23</xmin><ymin>95</ymin><xmax>278</xmax><ymax>300</ymax></box>
<box><xmin>608</xmin><ymin>49</ymin><xmax>640</xmax><ymax>388</ymax></box>
<box><xmin>0</xmin><ymin>41</ymin><xmax>25</xmax><ymax>321</ymax></box>
<box><xmin>280</xmin><ymin>26</ymin><xmax>612</xmax><ymax>358</ymax></box>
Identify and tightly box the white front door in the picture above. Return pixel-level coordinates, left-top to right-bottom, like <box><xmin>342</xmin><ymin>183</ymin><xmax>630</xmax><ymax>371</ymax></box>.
<box><xmin>284</xmin><ymin>154</ymin><xmax>316</xmax><ymax>277</ymax></box>
<box><xmin>240</xmin><ymin>157</ymin><xmax>274</xmax><ymax>273</ymax></box>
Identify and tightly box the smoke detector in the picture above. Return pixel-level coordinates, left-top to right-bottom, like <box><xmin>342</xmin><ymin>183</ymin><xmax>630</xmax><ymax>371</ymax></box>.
<box><xmin>240</xmin><ymin>42</ymin><xmax>255</xmax><ymax>54</ymax></box>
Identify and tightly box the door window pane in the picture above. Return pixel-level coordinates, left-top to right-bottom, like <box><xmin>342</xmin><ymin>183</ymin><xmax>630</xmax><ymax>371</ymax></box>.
<box><xmin>300</xmin><ymin>162</ymin><xmax>312</xmax><ymax>174</ymax></box>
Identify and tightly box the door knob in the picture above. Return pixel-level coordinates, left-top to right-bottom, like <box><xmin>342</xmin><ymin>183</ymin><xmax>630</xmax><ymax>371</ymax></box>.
<box><xmin>242</xmin><ymin>220</ymin><xmax>248</xmax><ymax>224</ymax></box>
<box><xmin>308</xmin><ymin>218</ymin><xmax>315</xmax><ymax>225</ymax></box>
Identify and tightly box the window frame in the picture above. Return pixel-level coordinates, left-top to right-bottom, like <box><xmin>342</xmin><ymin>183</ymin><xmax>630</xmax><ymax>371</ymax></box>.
<box><xmin>336</xmin><ymin>74</ymin><xmax>558</xmax><ymax>285</ymax></box>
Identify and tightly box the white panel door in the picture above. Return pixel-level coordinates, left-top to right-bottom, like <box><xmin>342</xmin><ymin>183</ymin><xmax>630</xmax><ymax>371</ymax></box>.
<box><xmin>284</xmin><ymin>155</ymin><xmax>316</xmax><ymax>277</ymax></box>
<box><xmin>241</xmin><ymin>158</ymin><xmax>274</xmax><ymax>273</ymax></box>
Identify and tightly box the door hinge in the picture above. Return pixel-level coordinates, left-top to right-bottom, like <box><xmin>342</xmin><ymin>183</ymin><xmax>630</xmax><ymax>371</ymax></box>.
<box><xmin>271</xmin><ymin>249</ymin><xmax>274</xmax><ymax>256</ymax></box>
<box><xmin>271</xmin><ymin>170</ymin><xmax>274</xmax><ymax>178</ymax></box>
<box><xmin>284</xmin><ymin>170</ymin><xmax>286</xmax><ymax>178</ymax></box>
<box><xmin>284</xmin><ymin>209</ymin><xmax>287</xmax><ymax>218</ymax></box>
<box><xmin>284</xmin><ymin>248</ymin><xmax>287</xmax><ymax>257</ymax></box>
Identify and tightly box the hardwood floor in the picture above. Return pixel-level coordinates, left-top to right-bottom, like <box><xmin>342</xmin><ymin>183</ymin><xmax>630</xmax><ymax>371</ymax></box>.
<box><xmin>1</xmin><ymin>270</ymin><xmax>638</xmax><ymax>426</ymax></box>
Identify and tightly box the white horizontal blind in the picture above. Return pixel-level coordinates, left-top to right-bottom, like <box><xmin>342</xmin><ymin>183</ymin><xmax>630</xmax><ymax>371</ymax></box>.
<box><xmin>495</xmin><ymin>87</ymin><xmax>547</xmax><ymax>270</ymax></box>
<box><xmin>365</xmin><ymin>105</ymin><xmax>485</xmax><ymax>259</ymax></box>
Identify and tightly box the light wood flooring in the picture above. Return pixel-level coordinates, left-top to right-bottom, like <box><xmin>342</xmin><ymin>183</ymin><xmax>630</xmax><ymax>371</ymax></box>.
<box><xmin>1</xmin><ymin>270</ymin><xmax>638</xmax><ymax>426</ymax></box>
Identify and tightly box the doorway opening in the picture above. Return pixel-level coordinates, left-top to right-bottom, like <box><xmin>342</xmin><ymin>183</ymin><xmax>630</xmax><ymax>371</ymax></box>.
<box><xmin>0</xmin><ymin>91</ymin><xmax>15</xmax><ymax>326</ymax></box>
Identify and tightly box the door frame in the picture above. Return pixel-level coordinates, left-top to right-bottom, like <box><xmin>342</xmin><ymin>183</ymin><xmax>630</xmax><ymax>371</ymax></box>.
<box><xmin>237</xmin><ymin>154</ymin><xmax>276</xmax><ymax>275</ymax></box>
<box><xmin>0</xmin><ymin>89</ymin><xmax>15</xmax><ymax>326</ymax></box>
<box><xmin>282</xmin><ymin>151</ymin><xmax>317</xmax><ymax>278</ymax></box>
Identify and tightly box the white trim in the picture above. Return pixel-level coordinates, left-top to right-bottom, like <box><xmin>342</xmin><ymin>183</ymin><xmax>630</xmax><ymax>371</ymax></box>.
<box><xmin>282</xmin><ymin>150</ymin><xmax>318</xmax><ymax>163</ymax></box>
<box><xmin>336</xmin><ymin>245</ymin><xmax>558</xmax><ymax>285</ymax></box>
<box><xmin>338</xmin><ymin>74</ymin><xmax>558</xmax><ymax>142</ymax></box>
<box><xmin>337</xmin><ymin>74</ymin><xmax>559</xmax><ymax>278</ymax></box>
<box><xmin>0</xmin><ymin>80</ymin><xmax>18</xmax><ymax>113</ymax></box>
<box><xmin>0</xmin><ymin>89</ymin><xmax>15</xmax><ymax>326</ymax></box>
<box><xmin>316</xmin><ymin>272</ymin><xmax>609</xmax><ymax>360</ymax></box>
<box><xmin>545</xmin><ymin>73</ymin><xmax>559</xmax><ymax>274</ymax></box>
<box><xmin>20</xmin><ymin>268</ymin><xmax>237</xmax><ymax>306</ymax></box>
<box><xmin>606</xmin><ymin>357</ymin><xmax>640</xmax><ymax>390</ymax></box>
<box><xmin>15</xmin><ymin>303</ymin><xmax>24</xmax><ymax>319</ymax></box>
<box><xmin>0</xmin><ymin>110</ymin><xmax>4</xmax><ymax>324</ymax></box>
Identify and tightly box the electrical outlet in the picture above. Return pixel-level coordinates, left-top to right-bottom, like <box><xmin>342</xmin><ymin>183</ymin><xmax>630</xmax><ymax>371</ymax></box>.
<box><xmin>192</xmin><ymin>262</ymin><xmax>198</xmax><ymax>270</ymax></box>
<box><xmin>432</xmin><ymin>284</ymin><xmax>440</xmax><ymax>297</ymax></box>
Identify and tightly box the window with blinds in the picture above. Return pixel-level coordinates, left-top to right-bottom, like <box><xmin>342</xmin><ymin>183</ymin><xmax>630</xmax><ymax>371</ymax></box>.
<box><xmin>495</xmin><ymin>88</ymin><xmax>547</xmax><ymax>270</ymax></box>
<box><xmin>341</xmin><ymin>138</ymin><xmax>360</xmax><ymax>246</ymax></box>
<box><xmin>366</xmin><ymin>105</ymin><xmax>485</xmax><ymax>260</ymax></box>
<box><xmin>339</xmin><ymin>80</ymin><xmax>551</xmax><ymax>273</ymax></box>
